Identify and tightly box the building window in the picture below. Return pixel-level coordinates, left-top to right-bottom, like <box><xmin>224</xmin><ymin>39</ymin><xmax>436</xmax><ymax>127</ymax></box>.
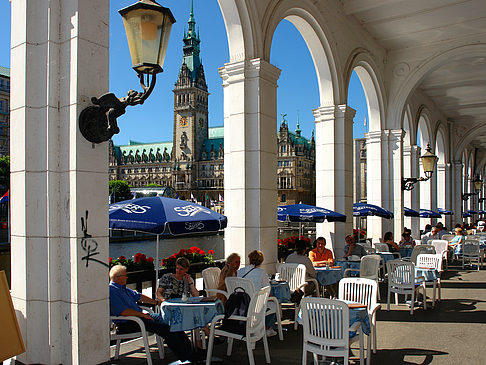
<box><xmin>281</xmin><ymin>194</ymin><xmax>286</xmax><ymax>203</ymax></box>
<box><xmin>210</xmin><ymin>165</ymin><xmax>215</xmax><ymax>170</ymax></box>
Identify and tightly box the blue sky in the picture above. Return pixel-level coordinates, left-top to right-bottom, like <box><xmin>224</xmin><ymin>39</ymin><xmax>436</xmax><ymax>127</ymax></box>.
<box><xmin>0</xmin><ymin>0</ymin><xmax>368</xmax><ymax>145</ymax></box>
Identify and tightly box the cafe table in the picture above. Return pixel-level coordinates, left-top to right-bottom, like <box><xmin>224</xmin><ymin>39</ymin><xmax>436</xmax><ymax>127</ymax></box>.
<box><xmin>160</xmin><ymin>296</ymin><xmax>224</xmax><ymax>332</ymax></box>
<box><xmin>270</xmin><ymin>280</ymin><xmax>291</xmax><ymax>303</ymax></box>
<box><xmin>315</xmin><ymin>266</ymin><xmax>343</xmax><ymax>285</ymax></box>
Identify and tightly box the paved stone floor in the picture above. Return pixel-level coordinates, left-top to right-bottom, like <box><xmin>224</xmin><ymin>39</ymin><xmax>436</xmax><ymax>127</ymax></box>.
<box><xmin>110</xmin><ymin>262</ymin><xmax>486</xmax><ymax>364</ymax></box>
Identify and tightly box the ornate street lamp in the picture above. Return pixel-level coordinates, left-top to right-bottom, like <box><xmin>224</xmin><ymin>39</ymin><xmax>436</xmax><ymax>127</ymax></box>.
<box><xmin>79</xmin><ymin>0</ymin><xmax>175</xmax><ymax>144</ymax></box>
<box><xmin>462</xmin><ymin>175</ymin><xmax>482</xmax><ymax>201</ymax></box>
<box><xmin>402</xmin><ymin>143</ymin><xmax>438</xmax><ymax>190</ymax></box>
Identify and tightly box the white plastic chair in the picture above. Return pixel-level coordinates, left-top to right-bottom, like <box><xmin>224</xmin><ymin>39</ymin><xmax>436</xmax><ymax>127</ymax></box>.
<box><xmin>462</xmin><ymin>240</ymin><xmax>482</xmax><ymax>270</ymax></box>
<box><xmin>416</xmin><ymin>254</ymin><xmax>442</xmax><ymax>307</ymax></box>
<box><xmin>225</xmin><ymin>276</ymin><xmax>284</xmax><ymax>340</ymax></box>
<box><xmin>344</xmin><ymin>254</ymin><xmax>382</xmax><ymax>300</ymax></box>
<box><xmin>277</xmin><ymin>263</ymin><xmax>317</xmax><ymax>330</ymax></box>
<box><xmin>300</xmin><ymin>298</ymin><xmax>364</xmax><ymax>365</ymax></box>
<box><xmin>206</xmin><ymin>286</ymin><xmax>271</xmax><ymax>365</ymax></box>
<box><xmin>374</xmin><ymin>243</ymin><xmax>389</xmax><ymax>253</ymax></box>
<box><xmin>386</xmin><ymin>260</ymin><xmax>427</xmax><ymax>315</ymax></box>
<box><xmin>441</xmin><ymin>234</ymin><xmax>455</xmax><ymax>242</ymax></box>
<box><xmin>202</xmin><ymin>267</ymin><xmax>229</xmax><ymax>298</ymax></box>
<box><xmin>110</xmin><ymin>306</ymin><xmax>164</xmax><ymax>365</ymax></box>
<box><xmin>430</xmin><ymin>240</ymin><xmax>449</xmax><ymax>269</ymax></box>
<box><xmin>409</xmin><ymin>244</ymin><xmax>436</xmax><ymax>264</ymax></box>
<box><xmin>338</xmin><ymin>278</ymin><xmax>380</xmax><ymax>359</ymax></box>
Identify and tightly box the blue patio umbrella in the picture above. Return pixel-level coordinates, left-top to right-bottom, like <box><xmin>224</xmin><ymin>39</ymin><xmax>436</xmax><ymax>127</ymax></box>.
<box><xmin>404</xmin><ymin>207</ymin><xmax>420</xmax><ymax>217</ymax></box>
<box><xmin>110</xmin><ymin>196</ymin><xmax>228</xmax><ymax>285</ymax></box>
<box><xmin>109</xmin><ymin>196</ymin><xmax>227</xmax><ymax>235</ymax></box>
<box><xmin>462</xmin><ymin>212</ymin><xmax>472</xmax><ymax>218</ymax></box>
<box><xmin>438</xmin><ymin>208</ymin><xmax>454</xmax><ymax>215</ymax></box>
<box><xmin>467</xmin><ymin>209</ymin><xmax>478</xmax><ymax>214</ymax></box>
<box><xmin>277</xmin><ymin>203</ymin><xmax>346</xmax><ymax>223</ymax></box>
<box><xmin>419</xmin><ymin>209</ymin><xmax>441</xmax><ymax>218</ymax></box>
<box><xmin>353</xmin><ymin>203</ymin><xmax>394</xmax><ymax>219</ymax></box>
<box><xmin>478</xmin><ymin>210</ymin><xmax>486</xmax><ymax>215</ymax></box>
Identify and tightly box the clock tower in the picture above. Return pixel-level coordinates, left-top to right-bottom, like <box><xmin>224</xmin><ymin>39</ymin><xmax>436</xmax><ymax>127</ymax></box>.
<box><xmin>173</xmin><ymin>0</ymin><xmax>209</xmax><ymax>164</ymax></box>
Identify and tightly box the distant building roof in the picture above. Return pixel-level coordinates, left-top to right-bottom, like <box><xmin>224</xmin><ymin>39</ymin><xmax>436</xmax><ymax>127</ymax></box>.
<box><xmin>0</xmin><ymin>66</ymin><xmax>10</xmax><ymax>78</ymax></box>
<box><xmin>208</xmin><ymin>126</ymin><xmax>223</xmax><ymax>138</ymax></box>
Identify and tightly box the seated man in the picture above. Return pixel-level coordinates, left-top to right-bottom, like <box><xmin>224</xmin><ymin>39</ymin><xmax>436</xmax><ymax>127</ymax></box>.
<box><xmin>343</xmin><ymin>235</ymin><xmax>367</xmax><ymax>259</ymax></box>
<box><xmin>286</xmin><ymin>239</ymin><xmax>317</xmax><ymax>295</ymax></box>
<box><xmin>421</xmin><ymin>225</ymin><xmax>439</xmax><ymax>244</ymax></box>
<box><xmin>109</xmin><ymin>265</ymin><xmax>201</xmax><ymax>364</ymax></box>
<box><xmin>309</xmin><ymin>237</ymin><xmax>334</xmax><ymax>267</ymax></box>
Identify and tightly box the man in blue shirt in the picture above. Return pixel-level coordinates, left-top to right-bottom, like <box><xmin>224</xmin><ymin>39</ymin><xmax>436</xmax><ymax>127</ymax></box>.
<box><xmin>109</xmin><ymin>265</ymin><xmax>201</xmax><ymax>363</ymax></box>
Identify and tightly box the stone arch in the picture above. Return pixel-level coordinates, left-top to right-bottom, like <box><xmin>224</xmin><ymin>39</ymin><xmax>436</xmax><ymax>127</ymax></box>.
<box><xmin>403</xmin><ymin>104</ymin><xmax>413</xmax><ymax>147</ymax></box>
<box><xmin>454</xmin><ymin>123</ymin><xmax>486</xmax><ymax>161</ymax></box>
<box><xmin>416</xmin><ymin>106</ymin><xmax>433</xmax><ymax>148</ymax></box>
<box><xmin>344</xmin><ymin>49</ymin><xmax>386</xmax><ymax>132</ymax></box>
<box><xmin>388</xmin><ymin>44</ymin><xmax>486</xmax><ymax>129</ymax></box>
<box><xmin>216</xmin><ymin>0</ymin><xmax>258</xmax><ymax>61</ymax></box>
<box><xmin>263</xmin><ymin>1</ymin><xmax>341</xmax><ymax>105</ymax></box>
<box><xmin>433</xmin><ymin>122</ymin><xmax>449</xmax><ymax>164</ymax></box>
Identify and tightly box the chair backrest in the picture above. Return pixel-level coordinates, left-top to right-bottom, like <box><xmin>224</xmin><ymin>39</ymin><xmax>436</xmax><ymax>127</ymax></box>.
<box><xmin>416</xmin><ymin>254</ymin><xmax>442</xmax><ymax>272</ymax></box>
<box><xmin>430</xmin><ymin>240</ymin><xmax>448</xmax><ymax>256</ymax></box>
<box><xmin>359</xmin><ymin>254</ymin><xmax>381</xmax><ymax>280</ymax></box>
<box><xmin>463</xmin><ymin>241</ymin><xmax>480</xmax><ymax>257</ymax></box>
<box><xmin>364</xmin><ymin>247</ymin><xmax>377</xmax><ymax>254</ymax></box>
<box><xmin>202</xmin><ymin>267</ymin><xmax>221</xmax><ymax>290</ymax></box>
<box><xmin>277</xmin><ymin>263</ymin><xmax>306</xmax><ymax>292</ymax></box>
<box><xmin>225</xmin><ymin>276</ymin><xmax>256</xmax><ymax>296</ymax></box>
<box><xmin>300</xmin><ymin>298</ymin><xmax>349</xmax><ymax>350</ymax></box>
<box><xmin>441</xmin><ymin>234</ymin><xmax>455</xmax><ymax>242</ymax></box>
<box><xmin>411</xmin><ymin>244</ymin><xmax>436</xmax><ymax>264</ymax></box>
<box><xmin>374</xmin><ymin>243</ymin><xmax>389</xmax><ymax>253</ymax></box>
<box><xmin>338</xmin><ymin>278</ymin><xmax>378</xmax><ymax>311</ymax></box>
<box><xmin>466</xmin><ymin>235</ymin><xmax>480</xmax><ymax>240</ymax></box>
<box><xmin>361</xmin><ymin>240</ymin><xmax>371</xmax><ymax>248</ymax></box>
<box><xmin>246</xmin><ymin>286</ymin><xmax>271</xmax><ymax>341</ymax></box>
<box><xmin>386</xmin><ymin>260</ymin><xmax>415</xmax><ymax>289</ymax></box>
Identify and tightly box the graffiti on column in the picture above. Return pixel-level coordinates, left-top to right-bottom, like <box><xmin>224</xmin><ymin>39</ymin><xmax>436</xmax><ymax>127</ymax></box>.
<box><xmin>80</xmin><ymin>210</ymin><xmax>109</xmax><ymax>268</ymax></box>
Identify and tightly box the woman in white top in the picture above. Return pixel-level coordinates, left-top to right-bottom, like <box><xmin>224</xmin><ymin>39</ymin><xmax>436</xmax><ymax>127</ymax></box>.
<box><xmin>237</xmin><ymin>249</ymin><xmax>269</xmax><ymax>290</ymax></box>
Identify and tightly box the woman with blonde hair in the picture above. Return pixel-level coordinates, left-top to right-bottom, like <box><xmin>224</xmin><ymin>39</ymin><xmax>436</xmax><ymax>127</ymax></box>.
<box><xmin>216</xmin><ymin>253</ymin><xmax>241</xmax><ymax>304</ymax></box>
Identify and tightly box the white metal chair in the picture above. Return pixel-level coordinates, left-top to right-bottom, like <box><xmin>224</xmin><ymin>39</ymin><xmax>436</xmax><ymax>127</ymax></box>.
<box><xmin>225</xmin><ymin>276</ymin><xmax>284</xmax><ymax>340</ymax></box>
<box><xmin>300</xmin><ymin>298</ymin><xmax>364</xmax><ymax>365</ymax></box>
<box><xmin>386</xmin><ymin>260</ymin><xmax>427</xmax><ymax>315</ymax></box>
<box><xmin>441</xmin><ymin>234</ymin><xmax>455</xmax><ymax>242</ymax></box>
<box><xmin>344</xmin><ymin>254</ymin><xmax>382</xmax><ymax>300</ymax></box>
<box><xmin>430</xmin><ymin>240</ymin><xmax>449</xmax><ymax>269</ymax></box>
<box><xmin>206</xmin><ymin>286</ymin><xmax>271</xmax><ymax>365</ymax></box>
<box><xmin>110</xmin><ymin>306</ymin><xmax>164</xmax><ymax>365</ymax></box>
<box><xmin>409</xmin><ymin>244</ymin><xmax>436</xmax><ymax>264</ymax></box>
<box><xmin>462</xmin><ymin>240</ymin><xmax>482</xmax><ymax>270</ymax></box>
<box><xmin>202</xmin><ymin>267</ymin><xmax>229</xmax><ymax>298</ymax></box>
<box><xmin>338</xmin><ymin>278</ymin><xmax>380</xmax><ymax>359</ymax></box>
<box><xmin>416</xmin><ymin>253</ymin><xmax>443</xmax><ymax>307</ymax></box>
<box><xmin>277</xmin><ymin>263</ymin><xmax>317</xmax><ymax>330</ymax></box>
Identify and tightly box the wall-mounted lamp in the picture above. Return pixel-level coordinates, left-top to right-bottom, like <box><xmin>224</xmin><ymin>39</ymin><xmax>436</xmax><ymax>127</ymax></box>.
<box><xmin>402</xmin><ymin>143</ymin><xmax>438</xmax><ymax>190</ymax></box>
<box><xmin>462</xmin><ymin>175</ymin><xmax>482</xmax><ymax>201</ymax></box>
<box><xmin>78</xmin><ymin>0</ymin><xmax>175</xmax><ymax>144</ymax></box>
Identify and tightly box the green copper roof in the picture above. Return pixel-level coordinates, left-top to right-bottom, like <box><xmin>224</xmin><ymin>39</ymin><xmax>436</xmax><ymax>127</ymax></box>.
<box><xmin>182</xmin><ymin>0</ymin><xmax>201</xmax><ymax>80</ymax></box>
<box><xmin>115</xmin><ymin>141</ymin><xmax>173</xmax><ymax>163</ymax></box>
<box><xmin>0</xmin><ymin>66</ymin><xmax>10</xmax><ymax>77</ymax></box>
<box><xmin>208</xmin><ymin>126</ymin><xmax>224</xmax><ymax>138</ymax></box>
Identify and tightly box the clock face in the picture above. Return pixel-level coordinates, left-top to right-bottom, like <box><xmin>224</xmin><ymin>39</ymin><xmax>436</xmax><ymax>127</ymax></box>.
<box><xmin>179</xmin><ymin>116</ymin><xmax>188</xmax><ymax>127</ymax></box>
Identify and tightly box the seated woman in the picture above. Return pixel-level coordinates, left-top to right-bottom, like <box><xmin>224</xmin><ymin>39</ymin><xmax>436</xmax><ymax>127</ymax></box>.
<box><xmin>343</xmin><ymin>235</ymin><xmax>367</xmax><ymax>260</ymax></box>
<box><xmin>309</xmin><ymin>237</ymin><xmax>334</xmax><ymax>267</ymax></box>
<box><xmin>237</xmin><ymin>250</ymin><xmax>277</xmax><ymax>337</ymax></box>
<box><xmin>216</xmin><ymin>253</ymin><xmax>241</xmax><ymax>304</ymax></box>
<box><xmin>156</xmin><ymin>257</ymin><xmax>199</xmax><ymax>301</ymax></box>
<box><xmin>383</xmin><ymin>231</ymin><xmax>400</xmax><ymax>253</ymax></box>
<box><xmin>399</xmin><ymin>231</ymin><xmax>414</xmax><ymax>247</ymax></box>
<box><xmin>449</xmin><ymin>227</ymin><xmax>466</xmax><ymax>256</ymax></box>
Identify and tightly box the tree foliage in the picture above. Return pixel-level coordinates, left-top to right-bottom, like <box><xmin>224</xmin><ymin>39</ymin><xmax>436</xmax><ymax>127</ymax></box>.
<box><xmin>0</xmin><ymin>155</ymin><xmax>9</xmax><ymax>195</ymax></box>
<box><xmin>109</xmin><ymin>180</ymin><xmax>132</xmax><ymax>203</ymax></box>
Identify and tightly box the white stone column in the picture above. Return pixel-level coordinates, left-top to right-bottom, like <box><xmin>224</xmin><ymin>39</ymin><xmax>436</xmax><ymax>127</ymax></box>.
<box><xmin>403</xmin><ymin>145</ymin><xmax>420</xmax><ymax>239</ymax></box>
<box><xmin>219</xmin><ymin>59</ymin><xmax>281</xmax><ymax>271</ymax></box>
<box><xmin>387</xmin><ymin>130</ymin><xmax>405</xmax><ymax>241</ymax></box>
<box><xmin>365</xmin><ymin>131</ymin><xmax>390</xmax><ymax>242</ymax></box>
<box><xmin>10</xmin><ymin>1</ymin><xmax>110</xmax><ymax>363</ymax></box>
<box><xmin>452</xmin><ymin>161</ymin><xmax>463</xmax><ymax>221</ymax></box>
<box><xmin>313</xmin><ymin>105</ymin><xmax>354</xmax><ymax>259</ymax></box>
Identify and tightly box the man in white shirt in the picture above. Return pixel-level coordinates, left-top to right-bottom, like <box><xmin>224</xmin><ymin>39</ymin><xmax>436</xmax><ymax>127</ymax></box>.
<box><xmin>285</xmin><ymin>239</ymin><xmax>317</xmax><ymax>295</ymax></box>
<box><xmin>421</xmin><ymin>226</ymin><xmax>439</xmax><ymax>244</ymax></box>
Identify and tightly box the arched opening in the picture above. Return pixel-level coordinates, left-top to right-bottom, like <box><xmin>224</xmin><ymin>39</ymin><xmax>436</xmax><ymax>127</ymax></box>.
<box><xmin>417</xmin><ymin>113</ymin><xmax>434</xmax><ymax>227</ymax></box>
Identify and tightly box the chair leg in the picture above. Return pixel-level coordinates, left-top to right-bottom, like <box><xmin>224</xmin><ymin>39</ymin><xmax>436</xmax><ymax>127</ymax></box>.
<box><xmin>115</xmin><ymin>339</ymin><xmax>121</xmax><ymax>359</ymax></box>
<box><xmin>313</xmin><ymin>353</ymin><xmax>319</xmax><ymax>365</ymax></box>
<box><xmin>301</xmin><ymin>347</ymin><xmax>307</xmax><ymax>365</ymax></box>
<box><xmin>227</xmin><ymin>337</ymin><xmax>234</xmax><ymax>356</ymax></box>
<box><xmin>438</xmin><ymin>279</ymin><xmax>441</xmax><ymax>302</ymax></box>
<box><xmin>366</xmin><ymin>331</ymin><xmax>371</xmax><ymax>365</ymax></box>
<box><xmin>155</xmin><ymin>334</ymin><xmax>164</xmax><ymax>359</ymax></box>
<box><xmin>141</xmin><ymin>332</ymin><xmax>153</xmax><ymax>365</ymax></box>
<box><xmin>387</xmin><ymin>287</ymin><xmax>391</xmax><ymax>311</ymax></box>
<box><xmin>410</xmin><ymin>290</ymin><xmax>415</xmax><ymax>315</ymax></box>
<box><xmin>276</xmin><ymin>305</ymin><xmax>284</xmax><ymax>341</ymax></box>
<box><xmin>294</xmin><ymin>304</ymin><xmax>299</xmax><ymax>330</ymax></box>
<box><xmin>432</xmin><ymin>282</ymin><xmax>436</xmax><ymax>308</ymax></box>
<box><xmin>263</xmin><ymin>333</ymin><xmax>271</xmax><ymax>363</ymax></box>
<box><xmin>422</xmin><ymin>284</ymin><xmax>427</xmax><ymax>311</ymax></box>
<box><xmin>205</xmin><ymin>327</ymin><xmax>216</xmax><ymax>365</ymax></box>
<box><xmin>246</xmin><ymin>340</ymin><xmax>255</xmax><ymax>365</ymax></box>
<box><xmin>359</xmin><ymin>328</ymin><xmax>364</xmax><ymax>365</ymax></box>
<box><xmin>395</xmin><ymin>292</ymin><xmax>399</xmax><ymax>306</ymax></box>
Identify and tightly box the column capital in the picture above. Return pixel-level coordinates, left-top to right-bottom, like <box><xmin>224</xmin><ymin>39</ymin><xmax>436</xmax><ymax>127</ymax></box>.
<box><xmin>313</xmin><ymin>104</ymin><xmax>356</xmax><ymax>123</ymax></box>
<box><xmin>219</xmin><ymin>58</ymin><xmax>281</xmax><ymax>86</ymax></box>
<box><xmin>384</xmin><ymin>129</ymin><xmax>405</xmax><ymax>141</ymax></box>
<box><xmin>403</xmin><ymin>144</ymin><xmax>420</xmax><ymax>156</ymax></box>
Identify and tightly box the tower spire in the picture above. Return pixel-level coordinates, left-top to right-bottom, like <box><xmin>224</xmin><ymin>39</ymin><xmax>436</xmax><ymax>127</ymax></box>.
<box><xmin>296</xmin><ymin>110</ymin><xmax>301</xmax><ymax>136</ymax></box>
<box><xmin>188</xmin><ymin>0</ymin><xmax>196</xmax><ymax>35</ymax></box>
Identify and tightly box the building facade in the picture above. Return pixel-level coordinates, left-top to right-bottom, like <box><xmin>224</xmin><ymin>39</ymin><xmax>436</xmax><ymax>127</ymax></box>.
<box><xmin>109</xmin><ymin>8</ymin><xmax>315</xmax><ymax>206</ymax></box>
<box><xmin>0</xmin><ymin>66</ymin><xmax>10</xmax><ymax>156</ymax></box>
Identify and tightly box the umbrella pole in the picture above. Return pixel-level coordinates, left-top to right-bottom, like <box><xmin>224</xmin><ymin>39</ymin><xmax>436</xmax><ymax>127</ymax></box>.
<box><xmin>155</xmin><ymin>234</ymin><xmax>159</xmax><ymax>299</ymax></box>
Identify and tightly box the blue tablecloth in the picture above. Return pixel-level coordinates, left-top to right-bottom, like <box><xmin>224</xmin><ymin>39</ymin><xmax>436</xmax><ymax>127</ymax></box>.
<box><xmin>415</xmin><ymin>267</ymin><xmax>440</xmax><ymax>282</ymax></box>
<box><xmin>160</xmin><ymin>297</ymin><xmax>224</xmax><ymax>332</ymax></box>
<box><xmin>315</xmin><ymin>267</ymin><xmax>343</xmax><ymax>285</ymax></box>
<box><xmin>335</xmin><ymin>260</ymin><xmax>361</xmax><ymax>276</ymax></box>
<box><xmin>298</xmin><ymin>301</ymin><xmax>370</xmax><ymax>339</ymax></box>
<box><xmin>270</xmin><ymin>281</ymin><xmax>291</xmax><ymax>303</ymax></box>
<box><xmin>378</xmin><ymin>252</ymin><xmax>396</xmax><ymax>263</ymax></box>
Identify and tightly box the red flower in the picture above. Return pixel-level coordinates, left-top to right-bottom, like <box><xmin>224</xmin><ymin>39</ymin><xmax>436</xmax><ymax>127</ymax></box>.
<box><xmin>118</xmin><ymin>256</ymin><xmax>126</xmax><ymax>260</ymax></box>
<box><xmin>147</xmin><ymin>257</ymin><xmax>154</xmax><ymax>263</ymax></box>
<box><xmin>190</xmin><ymin>246</ymin><xmax>199</xmax><ymax>253</ymax></box>
<box><xmin>208</xmin><ymin>249</ymin><xmax>214</xmax><ymax>255</ymax></box>
<box><xmin>171</xmin><ymin>254</ymin><xmax>177</xmax><ymax>258</ymax></box>
<box><xmin>140</xmin><ymin>254</ymin><xmax>147</xmax><ymax>261</ymax></box>
<box><xmin>109</xmin><ymin>257</ymin><xmax>112</xmax><ymax>263</ymax></box>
